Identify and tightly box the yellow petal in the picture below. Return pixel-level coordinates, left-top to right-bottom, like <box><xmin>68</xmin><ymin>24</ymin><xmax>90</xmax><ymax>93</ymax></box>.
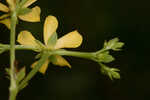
<box><xmin>6</xmin><ymin>0</ymin><xmax>16</xmax><ymax>11</ymax></box>
<box><xmin>17</xmin><ymin>30</ymin><xmax>38</xmax><ymax>47</ymax></box>
<box><xmin>31</xmin><ymin>60</ymin><xmax>49</xmax><ymax>74</ymax></box>
<box><xmin>0</xmin><ymin>18</ymin><xmax>11</xmax><ymax>29</ymax></box>
<box><xmin>19</xmin><ymin>6</ymin><xmax>41</xmax><ymax>22</ymax></box>
<box><xmin>23</xmin><ymin>0</ymin><xmax>37</xmax><ymax>8</ymax></box>
<box><xmin>54</xmin><ymin>30</ymin><xmax>83</xmax><ymax>49</ymax></box>
<box><xmin>0</xmin><ymin>14</ymin><xmax>10</xmax><ymax>19</ymax></box>
<box><xmin>44</xmin><ymin>16</ymin><xmax>58</xmax><ymax>45</ymax></box>
<box><xmin>0</xmin><ymin>3</ymin><xmax>9</xmax><ymax>12</ymax></box>
<box><xmin>53</xmin><ymin>55</ymin><xmax>71</xmax><ymax>68</ymax></box>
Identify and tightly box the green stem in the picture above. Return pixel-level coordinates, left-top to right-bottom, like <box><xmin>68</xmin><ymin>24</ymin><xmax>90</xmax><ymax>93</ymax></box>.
<box><xmin>18</xmin><ymin>52</ymin><xmax>49</xmax><ymax>90</ymax></box>
<box><xmin>1</xmin><ymin>44</ymin><xmax>97</xmax><ymax>91</ymax></box>
<box><xmin>1</xmin><ymin>44</ymin><xmax>96</xmax><ymax>60</ymax></box>
<box><xmin>9</xmin><ymin>12</ymin><xmax>18</xmax><ymax>100</ymax></box>
<box><xmin>4</xmin><ymin>45</ymin><xmax>39</xmax><ymax>51</ymax></box>
<box><xmin>51</xmin><ymin>49</ymin><xmax>96</xmax><ymax>60</ymax></box>
<box><xmin>17</xmin><ymin>50</ymin><xmax>96</xmax><ymax>90</ymax></box>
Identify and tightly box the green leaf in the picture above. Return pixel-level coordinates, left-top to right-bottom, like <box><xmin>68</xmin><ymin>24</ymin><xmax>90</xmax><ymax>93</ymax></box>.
<box><xmin>97</xmin><ymin>51</ymin><xmax>115</xmax><ymax>63</ymax></box>
<box><xmin>104</xmin><ymin>38</ymin><xmax>124</xmax><ymax>51</ymax></box>
<box><xmin>16</xmin><ymin>67</ymin><xmax>26</xmax><ymax>85</ymax></box>
<box><xmin>99</xmin><ymin>63</ymin><xmax>120</xmax><ymax>80</ymax></box>
<box><xmin>47</xmin><ymin>32</ymin><xmax>58</xmax><ymax>49</ymax></box>
<box><xmin>18</xmin><ymin>8</ymin><xmax>31</xmax><ymax>15</ymax></box>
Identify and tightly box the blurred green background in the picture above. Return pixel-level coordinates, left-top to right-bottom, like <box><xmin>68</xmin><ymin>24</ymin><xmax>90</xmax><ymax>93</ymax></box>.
<box><xmin>0</xmin><ymin>0</ymin><xmax>150</xmax><ymax>100</ymax></box>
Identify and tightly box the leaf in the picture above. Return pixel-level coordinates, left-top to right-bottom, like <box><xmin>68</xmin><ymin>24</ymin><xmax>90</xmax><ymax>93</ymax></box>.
<box><xmin>18</xmin><ymin>8</ymin><xmax>31</xmax><ymax>16</ymax></box>
<box><xmin>47</xmin><ymin>32</ymin><xmax>58</xmax><ymax>49</ymax></box>
<box><xmin>16</xmin><ymin>67</ymin><xmax>26</xmax><ymax>85</ymax></box>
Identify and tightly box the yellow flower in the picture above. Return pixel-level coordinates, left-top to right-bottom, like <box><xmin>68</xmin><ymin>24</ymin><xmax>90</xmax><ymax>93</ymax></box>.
<box><xmin>0</xmin><ymin>0</ymin><xmax>41</xmax><ymax>29</ymax></box>
<box><xmin>17</xmin><ymin>16</ymin><xmax>83</xmax><ymax>74</ymax></box>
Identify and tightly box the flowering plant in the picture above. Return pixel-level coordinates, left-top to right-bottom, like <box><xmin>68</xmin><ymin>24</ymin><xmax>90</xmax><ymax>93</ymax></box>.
<box><xmin>0</xmin><ymin>0</ymin><xmax>124</xmax><ymax>100</ymax></box>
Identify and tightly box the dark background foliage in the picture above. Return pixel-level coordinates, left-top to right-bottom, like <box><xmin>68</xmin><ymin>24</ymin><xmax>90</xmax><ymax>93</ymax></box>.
<box><xmin>0</xmin><ymin>0</ymin><xmax>150</xmax><ymax>100</ymax></box>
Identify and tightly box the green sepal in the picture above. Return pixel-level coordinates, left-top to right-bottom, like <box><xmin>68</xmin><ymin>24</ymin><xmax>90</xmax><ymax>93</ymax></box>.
<box><xmin>47</xmin><ymin>32</ymin><xmax>58</xmax><ymax>49</ymax></box>
<box><xmin>16</xmin><ymin>67</ymin><xmax>26</xmax><ymax>85</ymax></box>
<box><xmin>49</xmin><ymin>55</ymin><xmax>57</xmax><ymax>64</ymax></box>
<box><xmin>18</xmin><ymin>8</ymin><xmax>31</xmax><ymax>16</ymax></box>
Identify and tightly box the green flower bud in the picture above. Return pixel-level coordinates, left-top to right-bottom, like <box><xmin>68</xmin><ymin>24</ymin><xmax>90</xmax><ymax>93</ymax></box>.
<box><xmin>100</xmin><ymin>63</ymin><xmax>120</xmax><ymax>80</ymax></box>
<box><xmin>104</xmin><ymin>38</ymin><xmax>124</xmax><ymax>51</ymax></box>
<box><xmin>96</xmin><ymin>51</ymin><xmax>115</xmax><ymax>63</ymax></box>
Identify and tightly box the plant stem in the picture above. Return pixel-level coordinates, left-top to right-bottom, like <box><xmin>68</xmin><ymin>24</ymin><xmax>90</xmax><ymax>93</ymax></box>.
<box><xmin>18</xmin><ymin>52</ymin><xmax>49</xmax><ymax>90</ymax></box>
<box><xmin>52</xmin><ymin>50</ymin><xmax>96</xmax><ymax>60</ymax></box>
<box><xmin>4</xmin><ymin>45</ymin><xmax>39</xmax><ymax>51</ymax></box>
<box><xmin>9</xmin><ymin>12</ymin><xmax>18</xmax><ymax>100</ymax></box>
<box><xmin>1</xmin><ymin>44</ymin><xmax>96</xmax><ymax>60</ymax></box>
<box><xmin>17</xmin><ymin>50</ymin><xmax>95</xmax><ymax>90</ymax></box>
